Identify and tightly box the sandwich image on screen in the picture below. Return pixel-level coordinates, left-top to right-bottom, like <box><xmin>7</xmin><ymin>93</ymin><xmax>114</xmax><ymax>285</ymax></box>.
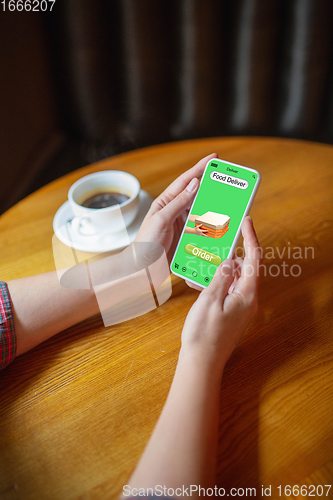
<box><xmin>194</xmin><ymin>211</ymin><xmax>230</xmax><ymax>239</ymax></box>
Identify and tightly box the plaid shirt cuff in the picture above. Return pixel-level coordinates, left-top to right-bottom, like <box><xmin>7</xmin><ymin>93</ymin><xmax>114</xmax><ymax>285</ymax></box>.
<box><xmin>0</xmin><ymin>281</ymin><xmax>17</xmax><ymax>369</ymax></box>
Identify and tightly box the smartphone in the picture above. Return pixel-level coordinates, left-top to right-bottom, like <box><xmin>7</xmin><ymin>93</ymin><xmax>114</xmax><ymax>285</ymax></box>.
<box><xmin>170</xmin><ymin>158</ymin><xmax>261</xmax><ymax>288</ymax></box>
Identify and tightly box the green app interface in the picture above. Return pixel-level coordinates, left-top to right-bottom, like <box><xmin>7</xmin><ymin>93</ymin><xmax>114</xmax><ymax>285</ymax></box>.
<box><xmin>171</xmin><ymin>159</ymin><xmax>260</xmax><ymax>287</ymax></box>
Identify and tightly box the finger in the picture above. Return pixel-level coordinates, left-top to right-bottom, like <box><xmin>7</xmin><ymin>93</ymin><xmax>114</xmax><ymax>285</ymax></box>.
<box><xmin>149</xmin><ymin>153</ymin><xmax>218</xmax><ymax>215</ymax></box>
<box><xmin>185</xmin><ymin>280</ymin><xmax>203</xmax><ymax>291</ymax></box>
<box><xmin>233</xmin><ymin>256</ymin><xmax>243</xmax><ymax>281</ymax></box>
<box><xmin>204</xmin><ymin>258</ymin><xmax>236</xmax><ymax>305</ymax></box>
<box><xmin>157</xmin><ymin>177</ymin><xmax>200</xmax><ymax>224</ymax></box>
<box><xmin>197</xmin><ymin>224</ymin><xmax>208</xmax><ymax>235</ymax></box>
<box><xmin>228</xmin><ymin>256</ymin><xmax>242</xmax><ymax>292</ymax></box>
<box><xmin>228</xmin><ymin>281</ymin><xmax>236</xmax><ymax>294</ymax></box>
<box><xmin>234</xmin><ymin>217</ymin><xmax>262</xmax><ymax>298</ymax></box>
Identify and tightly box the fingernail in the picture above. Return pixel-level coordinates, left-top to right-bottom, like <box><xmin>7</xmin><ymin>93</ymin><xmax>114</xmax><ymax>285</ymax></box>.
<box><xmin>186</xmin><ymin>178</ymin><xmax>198</xmax><ymax>193</ymax></box>
<box><xmin>221</xmin><ymin>263</ymin><xmax>233</xmax><ymax>276</ymax></box>
<box><xmin>247</xmin><ymin>215</ymin><xmax>253</xmax><ymax>223</ymax></box>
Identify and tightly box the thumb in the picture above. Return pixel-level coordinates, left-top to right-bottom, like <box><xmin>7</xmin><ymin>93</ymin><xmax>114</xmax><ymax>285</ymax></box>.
<box><xmin>205</xmin><ymin>259</ymin><xmax>236</xmax><ymax>304</ymax></box>
<box><xmin>159</xmin><ymin>178</ymin><xmax>199</xmax><ymax>223</ymax></box>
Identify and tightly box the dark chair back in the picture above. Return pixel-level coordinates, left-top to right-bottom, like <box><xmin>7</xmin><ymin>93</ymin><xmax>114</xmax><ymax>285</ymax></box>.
<box><xmin>47</xmin><ymin>0</ymin><xmax>333</xmax><ymax>149</ymax></box>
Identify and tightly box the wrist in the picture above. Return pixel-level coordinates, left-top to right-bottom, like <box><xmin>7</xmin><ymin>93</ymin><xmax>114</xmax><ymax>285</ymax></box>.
<box><xmin>177</xmin><ymin>346</ymin><xmax>226</xmax><ymax>380</ymax></box>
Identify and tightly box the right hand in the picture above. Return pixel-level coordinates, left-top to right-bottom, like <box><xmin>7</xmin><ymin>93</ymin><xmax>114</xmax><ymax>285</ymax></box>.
<box><xmin>180</xmin><ymin>217</ymin><xmax>262</xmax><ymax>371</ymax></box>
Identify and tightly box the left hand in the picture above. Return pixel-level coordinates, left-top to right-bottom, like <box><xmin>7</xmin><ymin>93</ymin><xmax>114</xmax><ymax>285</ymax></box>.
<box><xmin>135</xmin><ymin>153</ymin><xmax>218</xmax><ymax>262</ymax></box>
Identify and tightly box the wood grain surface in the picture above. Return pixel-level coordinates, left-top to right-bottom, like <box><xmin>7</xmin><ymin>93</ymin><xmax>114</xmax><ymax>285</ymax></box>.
<box><xmin>0</xmin><ymin>137</ymin><xmax>332</xmax><ymax>500</ymax></box>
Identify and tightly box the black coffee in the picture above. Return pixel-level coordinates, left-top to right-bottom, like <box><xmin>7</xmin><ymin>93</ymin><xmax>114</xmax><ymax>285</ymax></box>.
<box><xmin>81</xmin><ymin>191</ymin><xmax>130</xmax><ymax>209</ymax></box>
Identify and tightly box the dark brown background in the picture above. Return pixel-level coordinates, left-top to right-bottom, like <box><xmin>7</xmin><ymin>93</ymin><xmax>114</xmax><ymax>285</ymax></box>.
<box><xmin>1</xmin><ymin>0</ymin><xmax>333</xmax><ymax>214</ymax></box>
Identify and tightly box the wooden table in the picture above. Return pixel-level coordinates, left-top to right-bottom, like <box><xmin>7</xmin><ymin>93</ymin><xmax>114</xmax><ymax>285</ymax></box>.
<box><xmin>0</xmin><ymin>137</ymin><xmax>332</xmax><ymax>500</ymax></box>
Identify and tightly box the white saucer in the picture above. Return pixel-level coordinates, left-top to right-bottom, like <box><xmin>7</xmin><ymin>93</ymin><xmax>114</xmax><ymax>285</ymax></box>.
<box><xmin>53</xmin><ymin>190</ymin><xmax>153</xmax><ymax>253</ymax></box>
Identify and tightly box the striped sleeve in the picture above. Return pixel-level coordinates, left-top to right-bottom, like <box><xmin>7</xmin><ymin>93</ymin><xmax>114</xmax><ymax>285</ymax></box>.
<box><xmin>0</xmin><ymin>281</ymin><xmax>17</xmax><ymax>369</ymax></box>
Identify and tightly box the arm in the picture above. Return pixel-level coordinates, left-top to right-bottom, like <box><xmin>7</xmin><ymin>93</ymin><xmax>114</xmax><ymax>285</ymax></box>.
<box><xmin>188</xmin><ymin>214</ymin><xmax>198</xmax><ymax>223</ymax></box>
<box><xmin>7</xmin><ymin>269</ymin><xmax>99</xmax><ymax>356</ymax></box>
<box><xmin>126</xmin><ymin>348</ymin><xmax>223</xmax><ymax>492</ymax></box>
<box><xmin>126</xmin><ymin>217</ymin><xmax>261</xmax><ymax>494</ymax></box>
<box><xmin>4</xmin><ymin>153</ymin><xmax>218</xmax><ymax>361</ymax></box>
<box><xmin>7</xmin><ymin>248</ymin><xmax>136</xmax><ymax>356</ymax></box>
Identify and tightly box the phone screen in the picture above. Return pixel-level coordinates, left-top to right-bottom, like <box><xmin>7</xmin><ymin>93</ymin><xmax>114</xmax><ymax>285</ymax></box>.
<box><xmin>170</xmin><ymin>158</ymin><xmax>260</xmax><ymax>287</ymax></box>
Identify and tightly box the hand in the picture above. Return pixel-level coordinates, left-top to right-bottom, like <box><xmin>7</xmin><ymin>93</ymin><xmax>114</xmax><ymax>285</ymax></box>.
<box><xmin>193</xmin><ymin>224</ymin><xmax>209</xmax><ymax>237</ymax></box>
<box><xmin>180</xmin><ymin>217</ymin><xmax>262</xmax><ymax>371</ymax></box>
<box><xmin>135</xmin><ymin>153</ymin><xmax>218</xmax><ymax>262</ymax></box>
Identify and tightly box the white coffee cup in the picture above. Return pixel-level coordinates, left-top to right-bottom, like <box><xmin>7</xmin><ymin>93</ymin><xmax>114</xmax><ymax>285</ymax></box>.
<box><xmin>68</xmin><ymin>171</ymin><xmax>140</xmax><ymax>236</ymax></box>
